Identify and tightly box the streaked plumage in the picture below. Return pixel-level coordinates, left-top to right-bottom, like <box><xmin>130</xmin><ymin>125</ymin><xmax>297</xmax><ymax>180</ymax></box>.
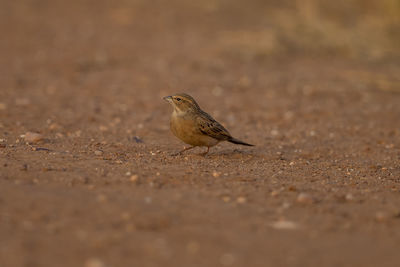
<box><xmin>163</xmin><ymin>93</ymin><xmax>253</xmax><ymax>155</ymax></box>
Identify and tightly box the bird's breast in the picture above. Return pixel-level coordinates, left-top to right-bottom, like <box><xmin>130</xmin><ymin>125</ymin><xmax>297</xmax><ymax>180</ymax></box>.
<box><xmin>170</xmin><ymin>112</ymin><xmax>218</xmax><ymax>147</ymax></box>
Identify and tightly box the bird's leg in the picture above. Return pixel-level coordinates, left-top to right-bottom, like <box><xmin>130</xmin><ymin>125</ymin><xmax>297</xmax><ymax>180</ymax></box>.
<box><xmin>172</xmin><ymin>146</ymin><xmax>195</xmax><ymax>156</ymax></box>
<box><xmin>200</xmin><ymin>146</ymin><xmax>210</xmax><ymax>156</ymax></box>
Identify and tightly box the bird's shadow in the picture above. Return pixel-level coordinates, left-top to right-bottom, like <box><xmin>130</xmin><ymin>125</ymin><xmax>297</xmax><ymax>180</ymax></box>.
<box><xmin>169</xmin><ymin>148</ymin><xmax>254</xmax><ymax>159</ymax></box>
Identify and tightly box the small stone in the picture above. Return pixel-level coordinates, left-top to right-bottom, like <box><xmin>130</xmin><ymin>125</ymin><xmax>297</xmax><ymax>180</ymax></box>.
<box><xmin>271</xmin><ymin>220</ymin><xmax>299</xmax><ymax>230</ymax></box>
<box><xmin>345</xmin><ymin>193</ymin><xmax>354</xmax><ymax>201</ymax></box>
<box><xmin>212</xmin><ymin>86</ymin><xmax>223</xmax><ymax>96</ymax></box>
<box><xmin>130</xmin><ymin>175</ymin><xmax>138</xmax><ymax>182</ymax></box>
<box><xmin>288</xmin><ymin>185</ymin><xmax>297</xmax><ymax>191</ymax></box>
<box><xmin>222</xmin><ymin>196</ymin><xmax>231</xmax><ymax>202</ymax></box>
<box><xmin>289</xmin><ymin>161</ymin><xmax>295</xmax><ymax>166</ymax></box>
<box><xmin>87</xmin><ymin>185</ymin><xmax>95</xmax><ymax>190</ymax></box>
<box><xmin>296</xmin><ymin>192</ymin><xmax>314</xmax><ymax>204</ymax></box>
<box><xmin>133</xmin><ymin>136</ymin><xmax>143</xmax><ymax>143</ymax></box>
<box><xmin>144</xmin><ymin>196</ymin><xmax>152</xmax><ymax>204</ymax></box>
<box><xmin>236</xmin><ymin>196</ymin><xmax>247</xmax><ymax>204</ymax></box>
<box><xmin>239</xmin><ymin>75</ymin><xmax>251</xmax><ymax>87</ymax></box>
<box><xmin>24</xmin><ymin>132</ymin><xmax>44</xmax><ymax>143</ymax></box>
<box><xmin>48</xmin><ymin>123</ymin><xmax>60</xmax><ymax>130</ymax></box>
<box><xmin>270</xmin><ymin>190</ymin><xmax>280</xmax><ymax>197</ymax></box>
<box><xmin>0</xmin><ymin>103</ymin><xmax>6</xmax><ymax>110</ymax></box>
<box><xmin>270</xmin><ymin>129</ymin><xmax>279</xmax><ymax>136</ymax></box>
<box><xmin>84</xmin><ymin>258</ymin><xmax>106</xmax><ymax>267</ymax></box>
<box><xmin>375</xmin><ymin>211</ymin><xmax>388</xmax><ymax>222</ymax></box>
<box><xmin>99</xmin><ymin>125</ymin><xmax>108</xmax><ymax>132</ymax></box>
<box><xmin>283</xmin><ymin>111</ymin><xmax>294</xmax><ymax>120</ymax></box>
<box><xmin>94</xmin><ymin>150</ymin><xmax>103</xmax><ymax>156</ymax></box>
<box><xmin>20</xmin><ymin>164</ymin><xmax>28</xmax><ymax>171</ymax></box>
<box><xmin>96</xmin><ymin>194</ymin><xmax>107</xmax><ymax>203</ymax></box>
<box><xmin>212</xmin><ymin>171</ymin><xmax>220</xmax><ymax>177</ymax></box>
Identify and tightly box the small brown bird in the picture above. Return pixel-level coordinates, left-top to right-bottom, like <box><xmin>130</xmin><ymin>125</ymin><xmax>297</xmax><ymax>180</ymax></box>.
<box><xmin>164</xmin><ymin>93</ymin><xmax>254</xmax><ymax>155</ymax></box>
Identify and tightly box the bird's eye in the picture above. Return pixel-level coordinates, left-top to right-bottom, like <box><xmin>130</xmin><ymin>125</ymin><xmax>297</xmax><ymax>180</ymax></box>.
<box><xmin>176</xmin><ymin>98</ymin><xmax>181</xmax><ymax>101</ymax></box>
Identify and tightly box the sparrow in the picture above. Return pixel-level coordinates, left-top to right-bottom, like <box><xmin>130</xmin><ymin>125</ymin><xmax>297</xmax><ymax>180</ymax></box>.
<box><xmin>163</xmin><ymin>93</ymin><xmax>254</xmax><ymax>155</ymax></box>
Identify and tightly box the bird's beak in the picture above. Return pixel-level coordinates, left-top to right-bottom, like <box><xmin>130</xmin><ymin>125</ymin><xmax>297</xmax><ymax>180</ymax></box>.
<box><xmin>163</xmin><ymin>95</ymin><xmax>173</xmax><ymax>103</ymax></box>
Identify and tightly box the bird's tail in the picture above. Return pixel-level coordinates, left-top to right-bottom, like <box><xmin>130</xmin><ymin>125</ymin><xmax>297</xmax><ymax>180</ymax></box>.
<box><xmin>228</xmin><ymin>137</ymin><xmax>254</xmax><ymax>146</ymax></box>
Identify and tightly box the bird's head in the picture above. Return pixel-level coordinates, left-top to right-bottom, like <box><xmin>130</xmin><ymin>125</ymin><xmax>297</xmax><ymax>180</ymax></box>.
<box><xmin>163</xmin><ymin>93</ymin><xmax>200</xmax><ymax>114</ymax></box>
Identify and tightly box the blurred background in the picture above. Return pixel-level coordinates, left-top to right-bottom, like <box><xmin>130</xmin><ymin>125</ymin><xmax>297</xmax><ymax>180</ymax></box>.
<box><xmin>1</xmin><ymin>1</ymin><xmax>400</xmax><ymax>267</ymax></box>
<box><xmin>1</xmin><ymin>0</ymin><xmax>399</xmax><ymax>105</ymax></box>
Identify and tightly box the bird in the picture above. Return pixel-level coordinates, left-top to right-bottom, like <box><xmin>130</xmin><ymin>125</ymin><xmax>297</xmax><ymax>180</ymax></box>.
<box><xmin>163</xmin><ymin>93</ymin><xmax>254</xmax><ymax>155</ymax></box>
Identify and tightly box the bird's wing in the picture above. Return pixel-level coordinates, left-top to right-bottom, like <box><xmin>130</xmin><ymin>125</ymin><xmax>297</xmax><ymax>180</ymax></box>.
<box><xmin>196</xmin><ymin>111</ymin><xmax>232</xmax><ymax>141</ymax></box>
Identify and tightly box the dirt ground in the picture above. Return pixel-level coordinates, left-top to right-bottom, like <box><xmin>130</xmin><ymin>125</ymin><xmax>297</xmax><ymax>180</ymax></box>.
<box><xmin>1</xmin><ymin>1</ymin><xmax>400</xmax><ymax>267</ymax></box>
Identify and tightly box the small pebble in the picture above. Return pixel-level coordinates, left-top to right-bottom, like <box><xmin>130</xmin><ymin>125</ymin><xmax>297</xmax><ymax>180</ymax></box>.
<box><xmin>121</xmin><ymin>212</ymin><xmax>131</xmax><ymax>220</ymax></box>
<box><xmin>212</xmin><ymin>86</ymin><xmax>223</xmax><ymax>96</ymax></box>
<box><xmin>48</xmin><ymin>123</ymin><xmax>60</xmax><ymax>130</ymax></box>
<box><xmin>296</xmin><ymin>192</ymin><xmax>314</xmax><ymax>204</ymax></box>
<box><xmin>212</xmin><ymin>171</ymin><xmax>220</xmax><ymax>177</ymax></box>
<box><xmin>345</xmin><ymin>193</ymin><xmax>354</xmax><ymax>201</ymax></box>
<box><xmin>271</xmin><ymin>220</ymin><xmax>299</xmax><ymax>230</ymax></box>
<box><xmin>133</xmin><ymin>136</ymin><xmax>143</xmax><ymax>143</ymax></box>
<box><xmin>130</xmin><ymin>175</ymin><xmax>138</xmax><ymax>182</ymax></box>
<box><xmin>270</xmin><ymin>129</ymin><xmax>279</xmax><ymax>136</ymax></box>
<box><xmin>236</xmin><ymin>196</ymin><xmax>247</xmax><ymax>204</ymax></box>
<box><xmin>99</xmin><ymin>125</ymin><xmax>108</xmax><ymax>132</ymax></box>
<box><xmin>270</xmin><ymin>190</ymin><xmax>280</xmax><ymax>197</ymax></box>
<box><xmin>96</xmin><ymin>194</ymin><xmax>107</xmax><ymax>203</ymax></box>
<box><xmin>0</xmin><ymin>103</ymin><xmax>6</xmax><ymax>110</ymax></box>
<box><xmin>94</xmin><ymin>150</ymin><xmax>103</xmax><ymax>156</ymax></box>
<box><xmin>24</xmin><ymin>132</ymin><xmax>44</xmax><ymax>143</ymax></box>
<box><xmin>375</xmin><ymin>211</ymin><xmax>388</xmax><ymax>222</ymax></box>
<box><xmin>84</xmin><ymin>258</ymin><xmax>106</xmax><ymax>267</ymax></box>
<box><xmin>222</xmin><ymin>196</ymin><xmax>231</xmax><ymax>202</ymax></box>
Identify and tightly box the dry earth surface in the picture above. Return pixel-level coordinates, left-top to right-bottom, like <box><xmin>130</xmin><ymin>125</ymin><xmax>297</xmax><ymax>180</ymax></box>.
<box><xmin>1</xmin><ymin>1</ymin><xmax>400</xmax><ymax>267</ymax></box>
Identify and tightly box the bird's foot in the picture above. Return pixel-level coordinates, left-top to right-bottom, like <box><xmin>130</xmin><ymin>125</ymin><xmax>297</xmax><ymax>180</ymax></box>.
<box><xmin>199</xmin><ymin>147</ymin><xmax>210</xmax><ymax>157</ymax></box>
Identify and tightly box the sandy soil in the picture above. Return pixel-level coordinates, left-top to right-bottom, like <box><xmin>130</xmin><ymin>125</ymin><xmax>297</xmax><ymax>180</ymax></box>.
<box><xmin>1</xmin><ymin>1</ymin><xmax>400</xmax><ymax>267</ymax></box>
